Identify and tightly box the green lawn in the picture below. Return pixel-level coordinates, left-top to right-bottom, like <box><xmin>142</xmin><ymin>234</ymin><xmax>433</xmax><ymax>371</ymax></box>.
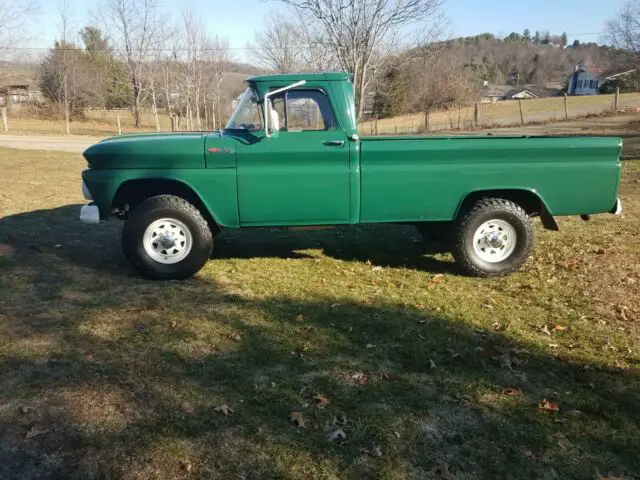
<box><xmin>0</xmin><ymin>148</ymin><xmax>639</xmax><ymax>479</ymax></box>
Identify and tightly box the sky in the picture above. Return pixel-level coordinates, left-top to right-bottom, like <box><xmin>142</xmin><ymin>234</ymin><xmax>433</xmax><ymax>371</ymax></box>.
<box><xmin>27</xmin><ymin>0</ymin><xmax>628</xmax><ymax>61</ymax></box>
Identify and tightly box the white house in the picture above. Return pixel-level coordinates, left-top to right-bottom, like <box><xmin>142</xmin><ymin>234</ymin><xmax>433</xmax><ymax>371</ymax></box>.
<box><xmin>567</xmin><ymin>66</ymin><xmax>638</xmax><ymax>96</ymax></box>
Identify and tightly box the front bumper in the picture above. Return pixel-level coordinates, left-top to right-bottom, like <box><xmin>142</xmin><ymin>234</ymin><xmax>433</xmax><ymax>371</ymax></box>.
<box><xmin>80</xmin><ymin>204</ymin><xmax>100</xmax><ymax>224</ymax></box>
<box><xmin>610</xmin><ymin>198</ymin><xmax>623</xmax><ymax>215</ymax></box>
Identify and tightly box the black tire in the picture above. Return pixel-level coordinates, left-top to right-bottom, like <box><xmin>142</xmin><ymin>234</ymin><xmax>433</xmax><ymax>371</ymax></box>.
<box><xmin>452</xmin><ymin>198</ymin><xmax>533</xmax><ymax>277</ymax></box>
<box><xmin>122</xmin><ymin>195</ymin><xmax>213</xmax><ymax>280</ymax></box>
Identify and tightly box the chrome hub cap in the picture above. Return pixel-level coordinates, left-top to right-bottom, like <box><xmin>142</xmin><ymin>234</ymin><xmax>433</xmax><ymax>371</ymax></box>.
<box><xmin>143</xmin><ymin>218</ymin><xmax>193</xmax><ymax>264</ymax></box>
<box><xmin>472</xmin><ymin>219</ymin><xmax>517</xmax><ymax>263</ymax></box>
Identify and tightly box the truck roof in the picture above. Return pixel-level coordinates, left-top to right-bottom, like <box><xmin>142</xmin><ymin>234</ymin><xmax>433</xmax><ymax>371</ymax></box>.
<box><xmin>247</xmin><ymin>72</ymin><xmax>352</xmax><ymax>83</ymax></box>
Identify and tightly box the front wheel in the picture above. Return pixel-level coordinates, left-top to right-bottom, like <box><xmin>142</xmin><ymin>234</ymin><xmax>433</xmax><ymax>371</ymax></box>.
<box><xmin>122</xmin><ymin>195</ymin><xmax>213</xmax><ymax>280</ymax></box>
<box><xmin>452</xmin><ymin>198</ymin><xmax>533</xmax><ymax>277</ymax></box>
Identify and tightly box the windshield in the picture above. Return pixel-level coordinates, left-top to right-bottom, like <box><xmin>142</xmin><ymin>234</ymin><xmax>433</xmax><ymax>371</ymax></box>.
<box><xmin>225</xmin><ymin>88</ymin><xmax>263</xmax><ymax>131</ymax></box>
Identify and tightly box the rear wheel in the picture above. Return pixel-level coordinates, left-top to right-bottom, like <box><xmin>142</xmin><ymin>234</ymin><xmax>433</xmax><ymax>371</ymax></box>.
<box><xmin>122</xmin><ymin>195</ymin><xmax>213</xmax><ymax>280</ymax></box>
<box><xmin>452</xmin><ymin>198</ymin><xmax>533</xmax><ymax>277</ymax></box>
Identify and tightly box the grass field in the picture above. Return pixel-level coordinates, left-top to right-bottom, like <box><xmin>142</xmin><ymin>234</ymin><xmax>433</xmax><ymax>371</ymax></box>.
<box><xmin>360</xmin><ymin>92</ymin><xmax>640</xmax><ymax>134</ymax></box>
<box><xmin>0</xmin><ymin>148</ymin><xmax>639</xmax><ymax>479</ymax></box>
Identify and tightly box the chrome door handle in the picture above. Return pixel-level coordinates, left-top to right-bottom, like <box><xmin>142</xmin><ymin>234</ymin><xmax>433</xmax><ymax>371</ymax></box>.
<box><xmin>323</xmin><ymin>140</ymin><xmax>345</xmax><ymax>147</ymax></box>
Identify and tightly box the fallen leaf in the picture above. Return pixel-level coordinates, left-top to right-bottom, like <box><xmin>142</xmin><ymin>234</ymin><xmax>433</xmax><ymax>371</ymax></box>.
<box><xmin>229</xmin><ymin>333</ymin><xmax>242</xmax><ymax>341</ymax></box>
<box><xmin>393</xmin><ymin>431</ymin><xmax>401</xmax><ymax>439</ymax></box>
<box><xmin>431</xmin><ymin>460</ymin><xmax>455</xmax><ymax>479</ymax></box>
<box><xmin>25</xmin><ymin>426</ymin><xmax>50</xmax><ymax>439</ymax></box>
<box><xmin>372</xmin><ymin>266</ymin><xmax>383</xmax><ymax>271</ymax></box>
<box><xmin>290</xmin><ymin>411</ymin><xmax>306</xmax><ymax>428</ymax></box>
<box><xmin>548</xmin><ymin>344</ymin><xmax>559</xmax><ymax>349</ymax></box>
<box><xmin>378</xmin><ymin>372</ymin><xmax>391</xmax><ymax>380</ymax></box>
<box><xmin>183</xmin><ymin>404</ymin><xmax>195</xmax><ymax>414</ymax></box>
<box><xmin>313</xmin><ymin>393</ymin><xmax>329</xmax><ymax>408</ymax></box>
<box><xmin>431</xmin><ymin>273</ymin><xmax>445</xmax><ymax>283</ymax></box>
<box><xmin>295</xmin><ymin>314</ymin><xmax>304</xmax><ymax>322</ymax></box>
<box><xmin>498</xmin><ymin>354</ymin><xmax>513</xmax><ymax>371</ymax></box>
<box><xmin>615</xmin><ymin>304</ymin><xmax>630</xmax><ymax>321</ymax></box>
<box><xmin>365</xmin><ymin>343</ymin><xmax>376</xmax><ymax>349</ymax></box>
<box><xmin>53</xmin><ymin>244</ymin><xmax>63</xmax><ymax>249</ymax></box>
<box><xmin>214</xmin><ymin>404</ymin><xmax>234</xmax><ymax>416</ymax></box>
<box><xmin>540</xmin><ymin>325</ymin><xmax>551</xmax><ymax>336</ymax></box>
<box><xmin>552</xmin><ymin>324</ymin><xmax>566</xmax><ymax>332</ymax></box>
<box><xmin>179</xmin><ymin>460</ymin><xmax>192</xmax><ymax>472</ymax></box>
<box><xmin>351</xmin><ymin>372</ymin><xmax>367</xmax><ymax>385</ymax></box>
<box><xmin>502</xmin><ymin>388</ymin><xmax>523</xmax><ymax>397</ymax></box>
<box><xmin>334</xmin><ymin>413</ymin><xmax>348</xmax><ymax>426</ymax></box>
<box><xmin>492</xmin><ymin>322</ymin><xmax>506</xmax><ymax>332</ymax></box>
<box><xmin>360</xmin><ymin>445</ymin><xmax>383</xmax><ymax>457</ymax></box>
<box><xmin>327</xmin><ymin>428</ymin><xmax>347</xmax><ymax>441</ymax></box>
<box><xmin>169</xmin><ymin>320</ymin><xmax>178</xmax><ymax>329</ymax></box>
<box><xmin>429</xmin><ymin>359</ymin><xmax>436</xmax><ymax>369</ymax></box>
<box><xmin>370</xmin><ymin>445</ymin><xmax>383</xmax><ymax>457</ymax></box>
<box><xmin>19</xmin><ymin>406</ymin><xmax>33</xmax><ymax>414</ymax></box>
<box><xmin>538</xmin><ymin>399</ymin><xmax>560</xmax><ymax>412</ymax></box>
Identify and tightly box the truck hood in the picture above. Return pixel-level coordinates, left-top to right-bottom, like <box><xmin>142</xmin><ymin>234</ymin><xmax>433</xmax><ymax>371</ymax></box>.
<box><xmin>83</xmin><ymin>132</ymin><xmax>208</xmax><ymax>169</ymax></box>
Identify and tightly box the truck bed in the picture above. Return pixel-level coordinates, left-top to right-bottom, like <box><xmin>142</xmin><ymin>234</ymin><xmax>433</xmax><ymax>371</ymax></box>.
<box><xmin>358</xmin><ymin>135</ymin><xmax>622</xmax><ymax>222</ymax></box>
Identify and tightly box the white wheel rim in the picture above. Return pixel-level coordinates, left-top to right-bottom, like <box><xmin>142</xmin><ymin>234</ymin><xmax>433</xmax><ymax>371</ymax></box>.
<box><xmin>472</xmin><ymin>219</ymin><xmax>517</xmax><ymax>263</ymax></box>
<box><xmin>143</xmin><ymin>218</ymin><xmax>193</xmax><ymax>265</ymax></box>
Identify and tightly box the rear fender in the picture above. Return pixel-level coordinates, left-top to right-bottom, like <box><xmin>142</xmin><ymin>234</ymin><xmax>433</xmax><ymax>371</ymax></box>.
<box><xmin>456</xmin><ymin>188</ymin><xmax>558</xmax><ymax>231</ymax></box>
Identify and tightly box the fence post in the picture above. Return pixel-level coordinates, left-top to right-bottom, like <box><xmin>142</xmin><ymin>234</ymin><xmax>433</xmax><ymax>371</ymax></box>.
<box><xmin>1</xmin><ymin>107</ymin><xmax>7</xmax><ymax>132</ymax></box>
<box><xmin>564</xmin><ymin>94</ymin><xmax>569</xmax><ymax>120</ymax></box>
<box><xmin>424</xmin><ymin>110</ymin><xmax>431</xmax><ymax>131</ymax></box>
<box><xmin>474</xmin><ymin>103</ymin><xmax>479</xmax><ymax>128</ymax></box>
<box><xmin>374</xmin><ymin>115</ymin><xmax>378</xmax><ymax>135</ymax></box>
<box><xmin>518</xmin><ymin>99</ymin><xmax>525</xmax><ymax>125</ymax></box>
<box><xmin>170</xmin><ymin>116</ymin><xmax>177</xmax><ymax>132</ymax></box>
<box><xmin>117</xmin><ymin>114</ymin><xmax>122</xmax><ymax>135</ymax></box>
<box><xmin>615</xmin><ymin>87</ymin><xmax>620</xmax><ymax>111</ymax></box>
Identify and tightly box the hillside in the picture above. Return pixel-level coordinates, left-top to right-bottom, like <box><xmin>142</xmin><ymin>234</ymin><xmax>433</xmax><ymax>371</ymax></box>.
<box><xmin>437</xmin><ymin>34</ymin><xmax>627</xmax><ymax>85</ymax></box>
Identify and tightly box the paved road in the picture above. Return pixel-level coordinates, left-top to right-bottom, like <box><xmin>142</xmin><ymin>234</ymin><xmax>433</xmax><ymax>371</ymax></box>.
<box><xmin>0</xmin><ymin>135</ymin><xmax>103</xmax><ymax>153</ymax></box>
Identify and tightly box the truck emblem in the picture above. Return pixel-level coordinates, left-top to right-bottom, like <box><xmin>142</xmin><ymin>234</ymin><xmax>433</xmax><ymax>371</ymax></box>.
<box><xmin>208</xmin><ymin>147</ymin><xmax>234</xmax><ymax>154</ymax></box>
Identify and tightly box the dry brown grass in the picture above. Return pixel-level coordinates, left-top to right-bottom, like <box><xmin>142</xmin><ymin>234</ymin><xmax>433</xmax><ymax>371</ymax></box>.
<box><xmin>0</xmin><ymin>148</ymin><xmax>639</xmax><ymax>479</ymax></box>
<box><xmin>359</xmin><ymin>92</ymin><xmax>640</xmax><ymax>134</ymax></box>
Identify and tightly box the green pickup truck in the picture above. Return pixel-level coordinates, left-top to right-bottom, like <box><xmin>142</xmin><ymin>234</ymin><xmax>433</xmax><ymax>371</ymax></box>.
<box><xmin>81</xmin><ymin>72</ymin><xmax>623</xmax><ymax>280</ymax></box>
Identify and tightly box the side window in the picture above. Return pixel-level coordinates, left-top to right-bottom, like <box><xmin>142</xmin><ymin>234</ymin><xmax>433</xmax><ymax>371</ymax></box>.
<box><xmin>271</xmin><ymin>89</ymin><xmax>338</xmax><ymax>131</ymax></box>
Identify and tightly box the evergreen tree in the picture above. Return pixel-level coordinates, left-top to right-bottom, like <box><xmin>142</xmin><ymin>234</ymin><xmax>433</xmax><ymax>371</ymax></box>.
<box><xmin>523</xmin><ymin>29</ymin><xmax>531</xmax><ymax>42</ymax></box>
<box><xmin>79</xmin><ymin>26</ymin><xmax>131</xmax><ymax>108</ymax></box>
<box><xmin>534</xmin><ymin>31</ymin><xmax>541</xmax><ymax>44</ymax></box>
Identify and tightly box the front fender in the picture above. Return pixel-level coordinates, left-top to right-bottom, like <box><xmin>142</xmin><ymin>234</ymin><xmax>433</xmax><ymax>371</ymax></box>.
<box><xmin>83</xmin><ymin>169</ymin><xmax>239</xmax><ymax>227</ymax></box>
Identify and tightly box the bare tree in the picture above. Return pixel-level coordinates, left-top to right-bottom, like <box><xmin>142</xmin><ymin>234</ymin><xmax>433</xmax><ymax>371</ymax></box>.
<box><xmin>607</xmin><ymin>0</ymin><xmax>640</xmax><ymax>65</ymax></box>
<box><xmin>40</xmin><ymin>1</ymin><xmax>83</xmax><ymax>134</ymax></box>
<box><xmin>277</xmin><ymin>0</ymin><xmax>444</xmax><ymax>120</ymax></box>
<box><xmin>96</xmin><ymin>0</ymin><xmax>164</xmax><ymax>127</ymax></box>
<box><xmin>207</xmin><ymin>34</ymin><xmax>233</xmax><ymax>130</ymax></box>
<box><xmin>165</xmin><ymin>10</ymin><xmax>234</xmax><ymax>131</ymax></box>
<box><xmin>249</xmin><ymin>13</ymin><xmax>303</xmax><ymax>73</ymax></box>
<box><xmin>0</xmin><ymin>0</ymin><xmax>37</xmax><ymax>50</ymax></box>
<box><xmin>408</xmin><ymin>47</ymin><xmax>478</xmax><ymax>128</ymax></box>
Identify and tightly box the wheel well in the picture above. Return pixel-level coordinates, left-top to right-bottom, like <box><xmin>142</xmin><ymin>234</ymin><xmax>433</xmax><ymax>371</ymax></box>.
<box><xmin>112</xmin><ymin>179</ymin><xmax>220</xmax><ymax>233</ymax></box>
<box><xmin>457</xmin><ymin>190</ymin><xmax>545</xmax><ymax>218</ymax></box>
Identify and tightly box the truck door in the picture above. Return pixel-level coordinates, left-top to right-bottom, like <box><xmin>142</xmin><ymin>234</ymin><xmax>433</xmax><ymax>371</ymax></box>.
<box><xmin>236</xmin><ymin>89</ymin><xmax>350</xmax><ymax>225</ymax></box>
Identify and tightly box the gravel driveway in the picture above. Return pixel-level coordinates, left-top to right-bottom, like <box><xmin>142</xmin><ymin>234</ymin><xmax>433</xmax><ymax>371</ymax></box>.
<box><xmin>0</xmin><ymin>135</ymin><xmax>102</xmax><ymax>153</ymax></box>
